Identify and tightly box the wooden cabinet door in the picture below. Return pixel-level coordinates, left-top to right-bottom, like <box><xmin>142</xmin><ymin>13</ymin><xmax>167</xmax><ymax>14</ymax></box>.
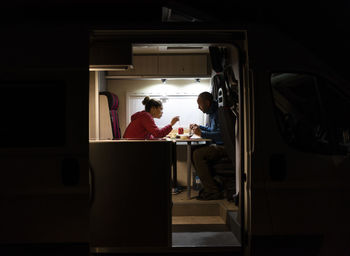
<box><xmin>108</xmin><ymin>55</ymin><xmax>158</xmax><ymax>76</ymax></box>
<box><xmin>90</xmin><ymin>141</ymin><xmax>172</xmax><ymax>250</ymax></box>
<box><xmin>158</xmin><ymin>55</ymin><xmax>208</xmax><ymax>76</ymax></box>
<box><xmin>109</xmin><ymin>55</ymin><xmax>208</xmax><ymax>76</ymax></box>
<box><xmin>133</xmin><ymin>55</ymin><xmax>158</xmax><ymax>75</ymax></box>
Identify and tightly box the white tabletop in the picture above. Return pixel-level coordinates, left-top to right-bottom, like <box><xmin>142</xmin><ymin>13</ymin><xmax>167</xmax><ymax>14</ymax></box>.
<box><xmin>89</xmin><ymin>136</ymin><xmax>211</xmax><ymax>143</ymax></box>
<box><xmin>165</xmin><ymin>137</ymin><xmax>211</xmax><ymax>143</ymax></box>
<box><xmin>89</xmin><ymin>139</ymin><xmax>168</xmax><ymax>143</ymax></box>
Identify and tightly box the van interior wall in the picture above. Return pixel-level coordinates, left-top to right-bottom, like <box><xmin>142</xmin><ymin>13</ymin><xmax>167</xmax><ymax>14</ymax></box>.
<box><xmin>89</xmin><ymin>72</ymin><xmax>97</xmax><ymax>139</ymax></box>
<box><xmin>227</xmin><ymin>45</ymin><xmax>242</xmax><ymax>222</ymax></box>
<box><xmin>228</xmin><ymin>45</ymin><xmax>240</xmax><ymax>85</ymax></box>
<box><xmin>107</xmin><ymin>78</ymin><xmax>210</xmax><ymax>186</ymax></box>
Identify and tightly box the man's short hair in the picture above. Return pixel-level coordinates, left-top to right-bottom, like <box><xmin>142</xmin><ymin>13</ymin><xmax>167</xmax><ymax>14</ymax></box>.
<box><xmin>198</xmin><ymin>91</ymin><xmax>213</xmax><ymax>102</ymax></box>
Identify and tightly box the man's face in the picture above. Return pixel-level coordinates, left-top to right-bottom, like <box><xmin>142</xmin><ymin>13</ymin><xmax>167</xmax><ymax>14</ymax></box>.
<box><xmin>197</xmin><ymin>97</ymin><xmax>210</xmax><ymax>113</ymax></box>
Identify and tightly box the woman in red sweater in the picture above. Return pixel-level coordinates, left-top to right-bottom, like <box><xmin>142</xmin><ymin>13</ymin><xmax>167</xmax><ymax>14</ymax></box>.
<box><xmin>123</xmin><ymin>96</ymin><xmax>179</xmax><ymax>139</ymax></box>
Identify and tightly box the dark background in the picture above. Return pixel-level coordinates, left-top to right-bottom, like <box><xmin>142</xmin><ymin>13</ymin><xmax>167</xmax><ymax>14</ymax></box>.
<box><xmin>1</xmin><ymin>0</ymin><xmax>349</xmax><ymax>82</ymax></box>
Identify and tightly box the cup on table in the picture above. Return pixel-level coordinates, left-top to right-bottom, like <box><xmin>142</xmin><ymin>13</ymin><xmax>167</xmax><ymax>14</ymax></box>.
<box><xmin>178</xmin><ymin>127</ymin><xmax>184</xmax><ymax>134</ymax></box>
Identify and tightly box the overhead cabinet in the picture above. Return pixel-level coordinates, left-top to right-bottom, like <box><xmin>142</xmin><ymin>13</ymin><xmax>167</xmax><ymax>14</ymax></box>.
<box><xmin>129</xmin><ymin>55</ymin><xmax>159</xmax><ymax>75</ymax></box>
<box><xmin>108</xmin><ymin>54</ymin><xmax>209</xmax><ymax>77</ymax></box>
<box><xmin>158</xmin><ymin>55</ymin><xmax>208</xmax><ymax>76</ymax></box>
<box><xmin>90</xmin><ymin>42</ymin><xmax>133</xmax><ymax>71</ymax></box>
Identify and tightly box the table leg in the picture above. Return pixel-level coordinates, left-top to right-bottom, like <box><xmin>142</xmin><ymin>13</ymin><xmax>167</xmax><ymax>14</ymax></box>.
<box><xmin>187</xmin><ymin>142</ymin><xmax>191</xmax><ymax>199</ymax></box>
<box><xmin>172</xmin><ymin>142</ymin><xmax>178</xmax><ymax>188</ymax></box>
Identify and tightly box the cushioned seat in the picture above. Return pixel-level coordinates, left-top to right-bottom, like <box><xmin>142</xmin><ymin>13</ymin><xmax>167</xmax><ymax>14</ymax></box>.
<box><xmin>99</xmin><ymin>91</ymin><xmax>121</xmax><ymax>139</ymax></box>
<box><xmin>207</xmin><ymin>46</ymin><xmax>239</xmax><ymax>202</ymax></box>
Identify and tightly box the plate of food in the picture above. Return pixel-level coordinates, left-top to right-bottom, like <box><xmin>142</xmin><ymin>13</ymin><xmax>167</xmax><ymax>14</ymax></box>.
<box><xmin>177</xmin><ymin>133</ymin><xmax>193</xmax><ymax>139</ymax></box>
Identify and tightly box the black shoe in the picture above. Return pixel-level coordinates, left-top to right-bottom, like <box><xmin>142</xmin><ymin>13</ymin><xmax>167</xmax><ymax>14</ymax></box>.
<box><xmin>172</xmin><ymin>187</ymin><xmax>183</xmax><ymax>194</ymax></box>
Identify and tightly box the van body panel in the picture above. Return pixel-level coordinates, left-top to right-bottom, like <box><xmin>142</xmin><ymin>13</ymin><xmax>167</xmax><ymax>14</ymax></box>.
<box><xmin>247</xmin><ymin>25</ymin><xmax>350</xmax><ymax>248</ymax></box>
<box><xmin>0</xmin><ymin>24</ymin><xmax>89</xmax><ymax>248</ymax></box>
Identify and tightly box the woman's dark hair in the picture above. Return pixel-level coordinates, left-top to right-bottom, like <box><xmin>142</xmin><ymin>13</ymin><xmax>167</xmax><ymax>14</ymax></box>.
<box><xmin>142</xmin><ymin>96</ymin><xmax>162</xmax><ymax>112</ymax></box>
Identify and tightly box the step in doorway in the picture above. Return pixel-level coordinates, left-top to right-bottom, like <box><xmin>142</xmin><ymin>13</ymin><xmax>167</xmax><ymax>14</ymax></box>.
<box><xmin>171</xmin><ymin>190</ymin><xmax>241</xmax><ymax>247</ymax></box>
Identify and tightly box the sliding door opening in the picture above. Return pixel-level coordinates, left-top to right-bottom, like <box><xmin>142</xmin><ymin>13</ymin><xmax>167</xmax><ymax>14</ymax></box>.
<box><xmin>88</xmin><ymin>37</ymin><xmax>244</xmax><ymax>253</ymax></box>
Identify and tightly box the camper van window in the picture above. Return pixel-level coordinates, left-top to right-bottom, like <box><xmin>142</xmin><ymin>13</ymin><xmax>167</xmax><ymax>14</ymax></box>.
<box><xmin>318</xmin><ymin>79</ymin><xmax>350</xmax><ymax>154</ymax></box>
<box><xmin>270</xmin><ymin>73</ymin><xmax>331</xmax><ymax>154</ymax></box>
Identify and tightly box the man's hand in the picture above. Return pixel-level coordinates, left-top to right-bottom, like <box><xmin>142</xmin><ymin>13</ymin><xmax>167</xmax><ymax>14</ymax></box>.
<box><xmin>189</xmin><ymin>123</ymin><xmax>199</xmax><ymax>135</ymax></box>
<box><xmin>193</xmin><ymin>126</ymin><xmax>202</xmax><ymax>136</ymax></box>
<box><xmin>189</xmin><ymin>123</ymin><xmax>198</xmax><ymax>130</ymax></box>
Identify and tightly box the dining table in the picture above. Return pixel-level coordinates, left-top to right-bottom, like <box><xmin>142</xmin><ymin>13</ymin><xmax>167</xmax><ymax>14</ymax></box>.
<box><xmin>166</xmin><ymin>136</ymin><xmax>211</xmax><ymax>199</ymax></box>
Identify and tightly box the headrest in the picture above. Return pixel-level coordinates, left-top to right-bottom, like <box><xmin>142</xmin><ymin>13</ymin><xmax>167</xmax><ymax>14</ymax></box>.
<box><xmin>216</xmin><ymin>75</ymin><xmax>238</xmax><ymax>108</ymax></box>
<box><xmin>99</xmin><ymin>91</ymin><xmax>119</xmax><ymax>110</ymax></box>
<box><xmin>211</xmin><ymin>73</ymin><xmax>226</xmax><ymax>101</ymax></box>
<box><xmin>217</xmin><ymin>87</ymin><xmax>225</xmax><ymax>108</ymax></box>
<box><xmin>224</xmin><ymin>65</ymin><xmax>238</xmax><ymax>88</ymax></box>
<box><xmin>224</xmin><ymin>65</ymin><xmax>239</xmax><ymax>107</ymax></box>
<box><xmin>209</xmin><ymin>46</ymin><xmax>227</xmax><ymax>73</ymax></box>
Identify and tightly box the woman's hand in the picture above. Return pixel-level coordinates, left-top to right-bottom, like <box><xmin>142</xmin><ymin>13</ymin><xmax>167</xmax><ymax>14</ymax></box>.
<box><xmin>170</xmin><ymin>116</ymin><xmax>180</xmax><ymax>126</ymax></box>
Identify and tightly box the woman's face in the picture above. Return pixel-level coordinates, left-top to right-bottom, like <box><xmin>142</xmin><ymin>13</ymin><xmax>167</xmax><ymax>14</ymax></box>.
<box><xmin>151</xmin><ymin>106</ymin><xmax>163</xmax><ymax>119</ymax></box>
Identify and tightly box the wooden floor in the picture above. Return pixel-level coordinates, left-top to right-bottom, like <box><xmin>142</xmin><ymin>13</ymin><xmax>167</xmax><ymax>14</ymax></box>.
<box><xmin>172</xmin><ymin>189</ymin><xmax>238</xmax><ymax>225</ymax></box>
<box><xmin>172</xmin><ymin>189</ymin><xmax>237</xmax><ymax>210</ymax></box>
<box><xmin>172</xmin><ymin>216</ymin><xmax>225</xmax><ymax>225</ymax></box>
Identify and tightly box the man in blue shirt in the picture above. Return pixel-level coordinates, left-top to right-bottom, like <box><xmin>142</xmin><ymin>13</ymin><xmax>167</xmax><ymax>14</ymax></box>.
<box><xmin>190</xmin><ymin>92</ymin><xmax>227</xmax><ymax>200</ymax></box>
